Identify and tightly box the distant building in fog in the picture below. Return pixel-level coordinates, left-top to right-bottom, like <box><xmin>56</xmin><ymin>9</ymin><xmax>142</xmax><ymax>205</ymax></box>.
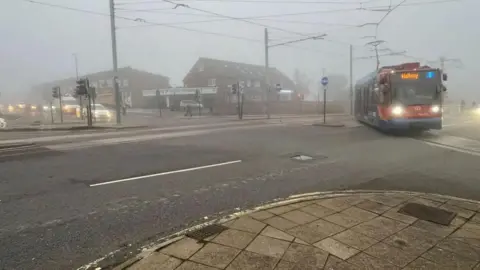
<box><xmin>31</xmin><ymin>67</ymin><xmax>170</xmax><ymax>108</ymax></box>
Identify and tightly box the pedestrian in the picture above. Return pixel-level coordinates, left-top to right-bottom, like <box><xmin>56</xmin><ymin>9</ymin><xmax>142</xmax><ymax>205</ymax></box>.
<box><xmin>185</xmin><ymin>104</ymin><xmax>193</xmax><ymax>117</ymax></box>
<box><xmin>460</xmin><ymin>100</ymin><xmax>465</xmax><ymax>113</ymax></box>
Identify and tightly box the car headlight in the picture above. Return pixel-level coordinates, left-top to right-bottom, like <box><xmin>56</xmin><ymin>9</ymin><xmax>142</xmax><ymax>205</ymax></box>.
<box><xmin>431</xmin><ymin>105</ymin><xmax>440</xmax><ymax>113</ymax></box>
<box><xmin>391</xmin><ymin>106</ymin><xmax>404</xmax><ymax>116</ymax></box>
<box><xmin>475</xmin><ymin>108</ymin><xmax>480</xmax><ymax>114</ymax></box>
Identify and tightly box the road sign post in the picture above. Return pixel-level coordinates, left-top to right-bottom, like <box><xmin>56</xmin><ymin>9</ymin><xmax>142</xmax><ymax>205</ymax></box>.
<box><xmin>321</xmin><ymin>76</ymin><xmax>329</xmax><ymax>124</ymax></box>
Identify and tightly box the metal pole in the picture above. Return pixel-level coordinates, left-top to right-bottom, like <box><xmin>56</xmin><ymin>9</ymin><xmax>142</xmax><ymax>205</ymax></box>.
<box><xmin>264</xmin><ymin>28</ymin><xmax>270</xmax><ymax>119</ymax></box>
<box><xmin>323</xmin><ymin>68</ymin><xmax>327</xmax><ymax>122</ymax></box>
<box><xmin>87</xmin><ymin>94</ymin><xmax>93</xmax><ymax>127</ymax></box>
<box><xmin>50</xmin><ymin>101</ymin><xmax>54</xmax><ymax>124</ymax></box>
<box><xmin>86</xmin><ymin>78</ymin><xmax>93</xmax><ymax>127</ymax></box>
<box><xmin>110</xmin><ymin>0</ymin><xmax>121</xmax><ymax>125</ymax></box>
<box><xmin>58</xmin><ymin>87</ymin><xmax>64</xmax><ymax>123</ymax></box>
<box><xmin>73</xmin><ymin>54</ymin><xmax>79</xmax><ymax>79</ymax></box>
<box><xmin>240</xmin><ymin>89</ymin><xmax>244</xmax><ymax>119</ymax></box>
<box><xmin>73</xmin><ymin>53</ymin><xmax>84</xmax><ymax>120</ymax></box>
<box><xmin>323</xmin><ymin>86</ymin><xmax>327</xmax><ymax>124</ymax></box>
<box><xmin>349</xmin><ymin>44</ymin><xmax>353</xmax><ymax>115</ymax></box>
<box><xmin>317</xmin><ymin>87</ymin><xmax>320</xmax><ymax>114</ymax></box>
<box><xmin>237</xmin><ymin>82</ymin><xmax>241</xmax><ymax>119</ymax></box>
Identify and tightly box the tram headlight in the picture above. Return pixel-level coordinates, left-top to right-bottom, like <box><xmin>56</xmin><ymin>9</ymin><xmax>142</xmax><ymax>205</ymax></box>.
<box><xmin>391</xmin><ymin>106</ymin><xmax>404</xmax><ymax>116</ymax></box>
<box><xmin>431</xmin><ymin>105</ymin><xmax>440</xmax><ymax>113</ymax></box>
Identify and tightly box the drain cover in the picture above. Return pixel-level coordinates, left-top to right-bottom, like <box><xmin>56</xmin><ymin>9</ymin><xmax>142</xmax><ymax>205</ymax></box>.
<box><xmin>186</xmin><ymin>224</ymin><xmax>228</xmax><ymax>241</ymax></box>
<box><xmin>398</xmin><ymin>203</ymin><xmax>456</xmax><ymax>226</ymax></box>
<box><xmin>291</xmin><ymin>155</ymin><xmax>313</xmax><ymax>161</ymax></box>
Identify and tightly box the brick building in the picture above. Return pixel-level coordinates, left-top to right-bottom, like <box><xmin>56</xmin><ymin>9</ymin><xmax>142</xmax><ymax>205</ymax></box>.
<box><xmin>31</xmin><ymin>67</ymin><xmax>170</xmax><ymax>108</ymax></box>
<box><xmin>182</xmin><ymin>57</ymin><xmax>300</xmax><ymax>114</ymax></box>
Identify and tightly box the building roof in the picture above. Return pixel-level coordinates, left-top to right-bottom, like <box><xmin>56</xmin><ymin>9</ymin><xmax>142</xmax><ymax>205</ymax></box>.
<box><xmin>184</xmin><ymin>57</ymin><xmax>295</xmax><ymax>88</ymax></box>
<box><xmin>34</xmin><ymin>67</ymin><xmax>169</xmax><ymax>90</ymax></box>
<box><xmin>30</xmin><ymin>67</ymin><xmax>170</xmax><ymax>101</ymax></box>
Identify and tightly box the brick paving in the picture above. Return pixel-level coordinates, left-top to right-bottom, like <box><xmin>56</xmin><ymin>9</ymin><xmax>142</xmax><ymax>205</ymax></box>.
<box><xmin>120</xmin><ymin>191</ymin><xmax>480</xmax><ymax>270</ymax></box>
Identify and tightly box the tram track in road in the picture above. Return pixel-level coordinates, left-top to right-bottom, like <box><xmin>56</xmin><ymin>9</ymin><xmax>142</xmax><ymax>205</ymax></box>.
<box><xmin>412</xmin><ymin>128</ymin><xmax>480</xmax><ymax>157</ymax></box>
<box><xmin>0</xmin><ymin>143</ymin><xmax>62</xmax><ymax>162</ymax></box>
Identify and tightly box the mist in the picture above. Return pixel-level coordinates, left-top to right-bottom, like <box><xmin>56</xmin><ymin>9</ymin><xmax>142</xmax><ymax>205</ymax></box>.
<box><xmin>1</xmin><ymin>0</ymin><xmax>477</xmax><ymax>103</ymax></box>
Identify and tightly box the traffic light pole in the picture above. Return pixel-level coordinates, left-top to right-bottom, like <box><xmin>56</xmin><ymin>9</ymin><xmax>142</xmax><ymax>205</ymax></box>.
<box><xmin>87</xmin><ymin>93</ymin><xmax>93</xmax><ymax>127</ymax></box>
<box><xmin>50</xmin><ymin>101</ymin><xmax>54</xmax><ymax>124</ymax></box>
<box><xmin>236</xmin><ymin>82</ymin><xmax>242</xmax><ymax>120</ymax></box>
<box><xmin>109</xmin><ymin>0</ymin><xmax>121</xmax><ymax>125</ymax></box>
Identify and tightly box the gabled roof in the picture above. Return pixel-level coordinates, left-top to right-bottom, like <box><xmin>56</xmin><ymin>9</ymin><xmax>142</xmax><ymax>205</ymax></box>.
<box><xmin>185</xmin><ymin>57</ymin><xmax>295</xmax><ymax>88</ymax></box>
<box><xmin>34</xmin><ymin>67</ymin><xmax>169</xmax><ymax>89</ymax></box>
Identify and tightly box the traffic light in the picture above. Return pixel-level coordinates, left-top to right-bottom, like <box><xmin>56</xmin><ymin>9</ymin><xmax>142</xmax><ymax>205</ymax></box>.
<box><xmin>194</xmin><ymin>89</ymin><xmax>200</xmax><ymax>101</ymax></box>
<box><xmin>89</xmin><ymin>86</ymin><xmax>97</xmax><ymax>100</ymax></box>
<box><xmin>52</xmin><ymin>87</ymin><xmax>60</xmax><ymax>98</ymax></box>
<box><xmin>231</xmin><ymin>84</ymin><xmax>238</xmax><ymax>95</ymax></box>
<box><xmin>75</xmin><ymin>78</ymin><xmax>88</xmax><ymax>96</ymax></box>
<box><xmin>275</xmin><ymin>83</ymin><xmax>282</xmax><ymax>92</ymax></box>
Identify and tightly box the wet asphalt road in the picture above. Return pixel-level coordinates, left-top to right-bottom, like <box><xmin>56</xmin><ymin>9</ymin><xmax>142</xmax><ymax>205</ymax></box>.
<box><xmin>1</xmin><ymin>116</ymin><xmax>480</xmax><ymax>269</ymax></box>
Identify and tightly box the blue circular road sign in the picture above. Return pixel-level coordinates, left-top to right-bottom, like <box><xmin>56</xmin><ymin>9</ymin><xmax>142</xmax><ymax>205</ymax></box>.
<box><xmin>321</xmin><ymin>76</ymin><xmax>329</xmax><ymax>86</ymax></box>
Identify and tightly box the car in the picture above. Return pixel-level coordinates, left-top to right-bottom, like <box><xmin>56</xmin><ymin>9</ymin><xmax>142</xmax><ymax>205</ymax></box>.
<box><xmin>82</xmin><ymin>104</ymin><xmax>112</xmax><ymax>122</ymax></box>
<box><xmin>180</xmin><ymin>100</ymin><xmax>203</xmax><ymax>111</ymax></box>
<box><xmin>0</xmin><ymin>117</ymin><xmax>6</xmax><ymax>129</ymax></box>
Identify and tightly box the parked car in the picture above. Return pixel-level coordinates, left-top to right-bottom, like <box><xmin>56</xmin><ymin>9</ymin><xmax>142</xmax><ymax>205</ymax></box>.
<box><xmin>180</xmin><ymin>100</ymin><xmax>203</xmax><ymax>111</ymax></box>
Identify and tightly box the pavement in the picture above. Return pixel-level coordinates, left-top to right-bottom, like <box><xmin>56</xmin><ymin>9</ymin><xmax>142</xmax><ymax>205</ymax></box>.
<box><xmin>3</xmin><ymin>113</ymin><xmax>480</xmax><ymax>269</ymax></box>
<box><xmin>116</xmin><ymin>191</ymin><xmax>480</xmax><ymax>270</ymax></box>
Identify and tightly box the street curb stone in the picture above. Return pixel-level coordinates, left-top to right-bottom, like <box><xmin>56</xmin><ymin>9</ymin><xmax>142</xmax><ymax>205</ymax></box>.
<box><xmin>80</xmin><ymin>190</ymin><xmax>480</xmax><ymax>270</ymax></box>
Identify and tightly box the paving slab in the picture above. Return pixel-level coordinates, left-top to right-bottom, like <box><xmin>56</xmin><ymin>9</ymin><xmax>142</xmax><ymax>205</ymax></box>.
<box><xmin>190</xmin><ymin>243</ymin><xmax>240</xmax><ymax>269</ymax></box>
<box><xmin>122</xmin><ymin>191</ymin><xmax>480</xmax><ymax>270</ymax></box>
<box><xmin>212</xmin><ymin>229</ymin><xmax>257</xmax><ymax>249</ymax></box>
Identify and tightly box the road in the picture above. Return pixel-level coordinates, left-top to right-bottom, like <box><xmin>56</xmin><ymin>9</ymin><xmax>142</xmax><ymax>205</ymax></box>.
<box><xmin>1</xmin><ymin>114</ymin><xmax>480</xmax><ymax>269</ymax></box>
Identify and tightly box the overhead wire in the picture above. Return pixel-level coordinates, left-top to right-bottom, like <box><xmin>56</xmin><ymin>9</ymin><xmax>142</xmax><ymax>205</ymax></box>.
<box><xmin>115</xmin><ymin>0</ymin><xmax>380</xmax><ymax>5</ymax></box>
<box><xmin>20</xmin><ymin>0</ymin><xmax>461</xmax><ymax>55</ymax></box>
<box><xmin>160</xmin><ymin>0</ymin><xmax>325</xmax><ymax>37</ymax></box>
<box><xmin>114</xmin><ymin>0</ymin><xmax>461</xmax><ymax>31</ymax></box>
<box><xmin>18</xmin><ymin>0</ymin><xmax>340</xmax><ymax>55</ymax></box>
<box><xmin>20</xmin><ymin>0</ymin><xmax>263</xmax><ymax>43</ymax></box>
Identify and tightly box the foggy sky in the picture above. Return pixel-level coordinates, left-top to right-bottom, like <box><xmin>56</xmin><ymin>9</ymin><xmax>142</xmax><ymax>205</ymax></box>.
<box><xmin>1</xmin><ymin>0</ymin><xmax>477</xmax><ymax>102</ymax></box>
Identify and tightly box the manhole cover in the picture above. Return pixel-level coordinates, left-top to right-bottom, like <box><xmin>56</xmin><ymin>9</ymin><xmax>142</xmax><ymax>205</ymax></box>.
<box><xmin>398</xmin><ymin>203</ymin><xmax>456</xmax><ymax>226</ymax></box>
<box><xmin>186</xmin><ymin>224</ymin><xmax>228</xmax><ymax>241</ymax></box>
<box><xmin>291</xmin><ymin>155</ymin><xmax>313</xmax><ymax>161</ymax></box>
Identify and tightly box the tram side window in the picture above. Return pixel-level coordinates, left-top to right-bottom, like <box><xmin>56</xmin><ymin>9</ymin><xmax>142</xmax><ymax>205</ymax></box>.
<box><xmin>370</xmin><ymin>84</ymin><xmax>378</xmax><ymax>105</ymax></box>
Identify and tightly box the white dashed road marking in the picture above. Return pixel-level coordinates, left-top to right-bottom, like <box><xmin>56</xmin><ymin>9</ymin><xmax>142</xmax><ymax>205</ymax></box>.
<box><xmin>90</xmin><ymin>160</ymin><xmax>242</xmax><ymax>187</ymax></box>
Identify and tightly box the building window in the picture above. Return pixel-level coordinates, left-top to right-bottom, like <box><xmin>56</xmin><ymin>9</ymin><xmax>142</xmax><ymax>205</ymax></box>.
<box><xmin>198</xmin><ymin>63</ymin><xmax>204</xmax><ymax>72</ymax></box>
<box><xmin>254</xmin><ymin>80</ymin><xmax>261</xmax><ymax>87</ymax></box>
<box><xmin>247</xmin><ymin>80</ymin><xmax>252</xmax><ymax>87</ymax></box>
<box><xmin>208</xmin><ymin>78</ymin><xmax>216</xmax><ymax>86</ymax></box>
